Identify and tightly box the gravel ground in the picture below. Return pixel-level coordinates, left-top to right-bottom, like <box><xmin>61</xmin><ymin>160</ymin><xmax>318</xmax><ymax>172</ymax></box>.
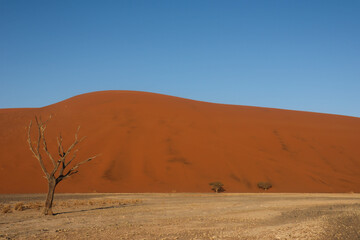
<box><xmin>1</xmin><ymin>193</ymin><xmax>360</xmax><ymax>240</ymax></box>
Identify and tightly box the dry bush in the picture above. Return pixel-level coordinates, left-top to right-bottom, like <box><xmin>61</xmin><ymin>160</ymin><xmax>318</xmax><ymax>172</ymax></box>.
<box><xmin>1</xmin><ymin>205</ymin><xmax>12</xmax><ymax>214</ymax></box>
<box><xmin>26</xmin><ymin>202</ymin><xmax>42</xmax><ymax>210</ymax></box>
<box><xmin>54</xmin><ymin>199</ymin><xmax>142</xmax><ymax>208</ymax></box>
<box><xmin>257</xmin><ymin>182</ymin><xmax>272</xmax><ymax>190</ymax></box>
<box><xmin>127</xmin><ymin>199</ymin><xmax>142</xmax><ymax>204</ymax></box>
<box><xmin>14</xmin><ymin>202</ymin><xmax>25</xmax><ymax>211</ymax></box>
<box><xmin>13</xmin><ymin>201</ymin><xmax>42</xmax><ymax>212</ymax></box>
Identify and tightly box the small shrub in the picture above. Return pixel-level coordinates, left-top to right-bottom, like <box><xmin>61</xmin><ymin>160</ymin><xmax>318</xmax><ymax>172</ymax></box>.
<box><xmin>1</xmin><ymin>205</ymin><xmax>12</xmax><ymax>214</ymax></box>
<box><xmin>209</xmin><ymin>181</ymin><xmax>225</xmax><ymax>193</ymax></box>
<box><xmin>27</xmin><ymin>202</ymin><xmax>42</xmax><ymax>210</ymax></box>
<box><xmin>257</xmin><ymin>182</ymin><xmax>272</xmax><ymax>190</ymax></box>
<box><xmin>14</xmin><ymin>202</ymin><xmax>25</xmax><ymax>211</ymax></box>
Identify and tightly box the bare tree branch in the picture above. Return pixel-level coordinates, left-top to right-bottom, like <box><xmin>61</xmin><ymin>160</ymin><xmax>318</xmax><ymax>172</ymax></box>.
<box><xmin>35</xmin><ymin>117</ymin><xmax>41</xmax><ymax>156</ymax></box>
<box><xmin>60</xmin><ymin>127</ymin><xmax>85</xmax><ymax>160</ymax></box>
<box><xmin>50</xmin><ymin>158</ymin><xmax>62</xmax><ymax>177</ymax></box>
<box><xmin>65</xmin><ymin>149</ymin><xmax>78</xmax><ymax>168</ymax></box>
<box><xmin>27</xmin><ymin>121</ymin><xmax>37</xmax><ymax>157</ymax></box>
<box><xmin>34</xmin><ymin>116</ymin><xmax>57</xmax><ymax>167</ymax></box>
<box><xmin>27</xmin><ymin>120</ymin><xmax>49</xmax><ymax>179</ymax></box>
<box><xmin>62</xmin><ymin>155</ymin><xmax>97</xmax><ymax>180</ymax></box>
<box><xmin>57</xmin><ymin>135</ymin><xmax>64</xmax><ymax>157</ymax></box>
<box><xmin>40</xmin><ymin>127</ymin><xmax>56</xmax><ymax>167</ymax></box>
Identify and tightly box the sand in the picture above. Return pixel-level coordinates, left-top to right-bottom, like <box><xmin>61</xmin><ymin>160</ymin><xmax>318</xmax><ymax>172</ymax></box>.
<box><xmin>1</xmin><ymin>193</ymin><xmax>360</xmax><ymax>239</ymax></box>
<box><xmin>0</xmin><ymin>91</ymin><xmax>359</xmax><ymax>193</ymax></box>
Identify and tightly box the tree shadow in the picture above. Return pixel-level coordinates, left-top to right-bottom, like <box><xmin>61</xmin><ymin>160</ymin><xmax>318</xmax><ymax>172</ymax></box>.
<box><xmin>53</xmin><ymin>205</ymin><xmax>124</xmax><ymax>216</ymax></box>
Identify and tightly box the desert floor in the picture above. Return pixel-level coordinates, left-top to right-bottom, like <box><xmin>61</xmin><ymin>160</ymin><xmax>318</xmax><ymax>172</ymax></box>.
<box><xmin>1</xmin><ymin>193</ymin><xmax>360</xmax><ymax>240</ymax></box>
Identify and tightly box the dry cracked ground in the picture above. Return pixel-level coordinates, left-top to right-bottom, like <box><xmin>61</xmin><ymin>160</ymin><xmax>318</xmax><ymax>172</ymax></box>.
<box><xmin>1</xmin><ymin>193</ymin><xmax>360</xmax><ymax>240</ymax></box>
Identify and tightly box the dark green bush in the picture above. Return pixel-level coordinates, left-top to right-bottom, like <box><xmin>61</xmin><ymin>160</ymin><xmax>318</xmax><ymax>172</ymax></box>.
<box><xmin>209</xmin><ymin>181</ymin><xmax>225</xmax><ymax>193</ymax></box>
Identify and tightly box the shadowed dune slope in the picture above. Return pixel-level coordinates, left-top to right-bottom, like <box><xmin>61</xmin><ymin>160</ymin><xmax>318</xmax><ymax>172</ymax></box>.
<box><xmin>0</xmin><ymin>91</ymin><xmax>359</xmax><ymax>193</ymax></box>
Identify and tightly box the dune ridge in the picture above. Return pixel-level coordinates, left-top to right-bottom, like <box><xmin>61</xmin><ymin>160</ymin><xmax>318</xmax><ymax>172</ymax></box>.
<box><xmin>0</xmin><ymin>90</ymin><xmax>359</xmax><ymax>193</ymax></box>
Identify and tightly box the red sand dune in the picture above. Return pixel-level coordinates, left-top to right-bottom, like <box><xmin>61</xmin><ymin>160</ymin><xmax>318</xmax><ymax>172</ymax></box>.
<box><xmin>0</xmin><ymin>91</ymin><xmax>359</xmax><ymax>193</ymax></box>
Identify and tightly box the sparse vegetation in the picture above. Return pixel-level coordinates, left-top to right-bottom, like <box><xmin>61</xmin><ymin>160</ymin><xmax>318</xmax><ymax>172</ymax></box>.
<box><xmin>28</xmin><ymin>202</ymin><xmax>43</xmax><ymax>210</ymax></box>
<box><xmin>0</xmin><ymin>199</ymin><xmax>142</xmax><ymax>214</ymax></box>
<box><xmin>257</xmin><ymin>182</ymin><xmax>272</xmax><ymax>190</ymax></box>
<box><xmin>209</xmin><ymin>181</ymin><xmax>225</xmax><ymax>193</ymax></box>
<box><xmin>1</xmin><ymin>205</ymin><xmax>12</xmax><ymax>214</ymax></box>
<box><xmin>14</xmin><ymin>202</ymin><xmax>25</xmax><ymax>211</ymax></box>
<box><xmin>27</xmin><ymin>116</ymin><xmax>98</xmax><ymax>215</ymax></box>
<box><xmin>54</xmin><ymin>199</ymin><xmax>142</xmax><ymax>208</ymax></box>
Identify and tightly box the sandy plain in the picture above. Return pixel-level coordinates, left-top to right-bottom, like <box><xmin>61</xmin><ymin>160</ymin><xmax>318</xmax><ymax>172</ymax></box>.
<box><xmin>1</xmin><ymin>193</ymin><xmax>360</xmax><ymax>240</ymax></box>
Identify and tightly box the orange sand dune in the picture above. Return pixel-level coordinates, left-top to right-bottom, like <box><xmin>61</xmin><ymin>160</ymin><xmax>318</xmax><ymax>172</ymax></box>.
<box><xmin>0</xmin><ymin>91</ymin><xmax>359</xmax><ymax>193</ymax></box>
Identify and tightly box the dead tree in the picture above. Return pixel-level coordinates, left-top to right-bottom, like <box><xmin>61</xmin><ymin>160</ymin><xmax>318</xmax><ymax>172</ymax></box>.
<box><xmin>27</xmin><ymin>116</ymin><xmax>97</xmax><ymax>215</ymax></box>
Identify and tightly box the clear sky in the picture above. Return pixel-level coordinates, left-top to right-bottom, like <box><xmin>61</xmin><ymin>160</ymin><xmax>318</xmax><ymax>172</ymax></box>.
<box><xmin>1</xmin><ymin>1</ymin><xmax>359</xmax><ymax>117</ymax></box>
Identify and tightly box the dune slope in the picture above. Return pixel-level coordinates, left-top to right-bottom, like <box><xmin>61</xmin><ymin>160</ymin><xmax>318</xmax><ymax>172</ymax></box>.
<box><xmin>0</xmin><ymin>91</ymin><xmax>359</xmax><ymax>193</ymax></box>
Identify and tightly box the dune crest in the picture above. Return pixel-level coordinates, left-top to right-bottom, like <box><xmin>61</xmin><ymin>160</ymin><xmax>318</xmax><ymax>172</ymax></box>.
<box><xmin>0</xmin><ymin>91</ymin><xmax>359</xmax><ymax>193</ymax></box>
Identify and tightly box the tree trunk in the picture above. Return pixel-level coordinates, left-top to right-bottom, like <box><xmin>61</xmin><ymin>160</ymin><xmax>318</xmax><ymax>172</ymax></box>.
<box><xmin>43</xmin><ymin>177</ymin><xmax>57</xmax><ymax>215</ymax></box>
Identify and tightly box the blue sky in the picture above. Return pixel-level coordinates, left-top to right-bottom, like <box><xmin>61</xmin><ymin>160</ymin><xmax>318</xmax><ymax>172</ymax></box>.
<box><xmin>1</xmin><ymin>1</ymin><xmax>359</xmax><ymax>117</ymax></box>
